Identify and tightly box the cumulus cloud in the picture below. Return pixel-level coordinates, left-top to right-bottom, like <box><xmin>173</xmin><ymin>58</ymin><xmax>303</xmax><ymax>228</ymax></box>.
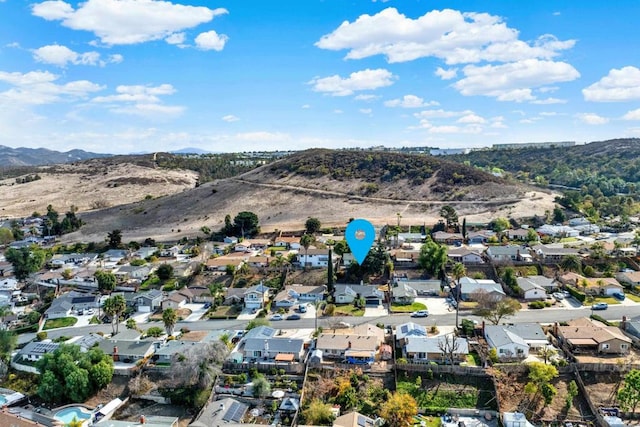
<box><xmin>195</xmin><ymin>30</ymin><xmax>228</xmax><ymax>51</ymax></box>
<box><xmin>32</xmin><ymin>0</ymin><xmax>227</xmax><ymax>45</ymax></box>
<box><xmin>583</xmin><ymin>66</ymin><xmax>640</xmax><ymax>102</ymax></box>
<box><xmin>576</xmin><ymin>113</ymin><xmax>609</xmax><ymax>125</ymax></box>
<box><xmin>384</xmin><ymin>94</ymin><xmax>438</xmax><ymax>108</ymax></box>
<box><xmin>165</xmin><ymin>32</ymin><xmax>186</xmax><ymax>46</ymax></box>
<box><xmin>316</xmin><ymin>8</ymin><xmax>575</xmax><ymax>65</ymax></box>
<box><xmin>457</xmin><ymin>113</ymin><xmax>486</xmax><ymax>124</ymax></box>
<box><xmin>0</xmin><ymin>70</ymin><xmax>103</xmax><ymax>105</ymax></box>
<box><xmin>531</xmin><ymin>97</ymin><xmax>566</xmax><ymax>104</ymax></box>
<box><xmin>309</xmin><ymin>68</ymin><xmax>395</xmax><ymax>96</ymax></box>
<box><xmin>32</xmin><ymin>44</ymin><xmax>122</xmax><ymax>67</ymax></box>
<box><xmin>359</xmin><ymin>108</ymin><xmax>372</xmax><ymax>114</ymax></box>
<box><xmin>222</xmin><ymin>114</ymin><xmax>239</xmax><ymax>122</ymax></box>
<box><xmin>92</xmin><ymin>83</ymin><xmax>183</xmax><ymax>118</ymax></box>
<box><xmin>453</xmin><ymin>59</ymin><xmax>579</xmax><ymax>101</ymax></box>
<box><xmin>354</xmin><ymin>94</ymin><xmax>380</xmax><ymax>101</ymax></box>
<box><xmin>435</xmin><ymin>67</ymin><xmax>458</xmax><ymax>80</ymax></box>
<box><xmin>622</xmin><ymin>109</ymin><xmax>640</xmax><ymax>120</ymax></box>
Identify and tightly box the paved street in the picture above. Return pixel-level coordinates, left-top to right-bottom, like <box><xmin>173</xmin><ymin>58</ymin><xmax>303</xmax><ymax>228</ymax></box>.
<box><xmin>19</xmin><ymin>301</ymin><xmax>638</xmax><ymax>345</ymax></box>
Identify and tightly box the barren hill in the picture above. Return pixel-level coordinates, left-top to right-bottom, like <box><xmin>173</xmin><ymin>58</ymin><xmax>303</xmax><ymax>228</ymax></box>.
<box><xmin>58</xmin><ymin>149</ymin><xmax>557</xmax><ymax>243</ymax></box>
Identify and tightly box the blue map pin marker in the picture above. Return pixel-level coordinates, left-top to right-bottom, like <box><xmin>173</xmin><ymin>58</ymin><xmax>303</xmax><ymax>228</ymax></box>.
<box><xmin>345</xmin><ymin>219</ymin><xmax>376</xmax><ymax>265</ymax></box>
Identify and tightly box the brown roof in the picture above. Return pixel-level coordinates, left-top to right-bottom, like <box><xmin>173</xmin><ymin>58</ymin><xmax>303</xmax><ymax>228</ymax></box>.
<box><xmin>560</xmin><ymin>273</ymin><xmax>623</xmax><ymax>289</ymax></box>
<box><xmin>558</xmin><ymin>317</ymin><xmax>631</xmax><ymax>345</ymax></box>
<box><xmin>275</xmin><ymin>353</ymin><xmax>295</xmax><ymax>362</ymax></box>
<box><xmin>206</xmin><ymin>257</ymin><xmax>244</xmax><ymax>267</ymax></box>
<box><xmin>316</xmin><ymin>333</ymin><xmax>379</xmax><ymax>352</ymax></box>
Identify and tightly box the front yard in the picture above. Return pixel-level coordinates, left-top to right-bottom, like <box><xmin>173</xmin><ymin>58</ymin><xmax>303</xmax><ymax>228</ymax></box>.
<box><xmin>391</xmin><ymin>302</ymin><xmax>427</xmax><ymax>313</ymax></box>
<box><xmin>43</xmin><ymin>317</ymin><xmax>78</xmax><ymax>330</ymax></box>
<box><xmin>208</xmin><ymin>305</ymin><xmax>242</xmax><ymax>319</ymax></box>
<box><xmin>331</xmin><ymin>305</ymin><xmax>364</xmax><ymax>316</ymax></box>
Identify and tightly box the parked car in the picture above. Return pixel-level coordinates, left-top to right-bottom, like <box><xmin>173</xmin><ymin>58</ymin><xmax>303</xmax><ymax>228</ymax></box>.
<box><xmin>86</xmin><ymin>309</ymin><xmax>94</xmax><ymax>315</ymax></box>
<box><xmin>591</xmin><ymin>302</ymin><xmax>608</xmax><ymax>310</ymax></box>
<box><xmin>298</xmin><ymin>304</ymin><xmax>307</xmax><ymax>313</ymax></box>
<box><xmin>411</xmin><ymin>310</ymin><xmax>429</xmax><ymax>318</ymax></box>
<box><xmin>270</xmin><ymin>314</ymin><xmax>284</xmax><ymax>321</ymax></box>
<box><xmin>286</xmin><ymin>314</ymin><xmax>301</xmax><ymax>320</ymax></box>
<box><xmin>332</xmin><ymin>321</ymin><xmax>351</xmax><ymax>329</ymax></box>
<box><xmin>203</xmin><ymin>302</ymin><xmax>212</xmax><ymax>309</ymax></box>
<box><xmin>612</xmin><ymin>292</ymin><xmax>626</xmax><ymax>301</ymax></box>
<box><xmin>552</xmin><ymin>292</ymin><xmax>564</xmax><ymax>300</ymax></box>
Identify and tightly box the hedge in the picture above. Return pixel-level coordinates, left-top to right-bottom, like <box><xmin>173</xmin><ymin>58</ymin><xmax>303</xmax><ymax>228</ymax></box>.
<box><xmin>566</xmin><ymin>285</ymin><xmax>586</xmax><ymax>302</ymax></box>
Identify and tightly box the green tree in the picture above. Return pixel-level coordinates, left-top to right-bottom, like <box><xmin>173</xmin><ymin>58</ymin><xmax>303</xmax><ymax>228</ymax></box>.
<box><xmin>0</xmin><ymin>228</ymin><xmax>13</xmax><ymax>245</ymax></box>
<box><xmin>305</xmin><ymin>217</ymin><xmax>322</xmax><ymax>234</ymax></box>
<box><xmin>146</xmin><ymin>326</ymin><xmax>164</xmax><ymax>337</ymax></box>
<box><xmin>451</xmin><ymin>262</ymin><xmax>466</xmax><ymax>328</ymax></box>
<box><xmin>566</xmin><ymin>380</ymin><xmax>579</xmax><ymax>409</ymax></box>
<box><xmin>246</xmin><ymin>318</ymin><xmax>270</xmax><ymax>330</ymax></box>
<box><xmin>200</xmin><ymin>226</ymin><xmax>211</xmax><ymax>236</ymax></box>
<box><xmin>380</xmin><ymin>391</ymin><xmax>418</xmax><ymax>427</ymax></box>
<box><xmin>618</xmin><ymin>369</ymin><xmax>640</xmax><ymax>413</ymax></box>
<box><xmin>473</xmin><ymin>294</ymin><xmax>521</xmax><ymax>325</ymax></box>
<box><xmin>67</xmin><ymin>416</ymin><xmax>84</xmax><ymax>427</ymax></box>
<box><xmin>157</xmin><ymin>263</ymin><xmax>174</xmax><ymax>280</ymax></box>
<box><xmin>492</xmin><ymin>217</ymin><xmax>510</xmax><ymax>233</ymax></box>
<box><xmin>0</xmin><ymin>330</ymin><xmax>17</xmax><ymax>363</ymax></box>
<box><xmin>5</xmin><ymin>246</ymin><xmax>47</xmax><ymax>281</ymax></box>
<box><xmin>439</xmin><ymin>205</ymin><xmax>458</xmax><ymax>229</ymax></box>
<box><xmin>103</xmin><ymin>294</ymin><xmax>126</xmax><ymax>335</ymax></box>
<box><xmin>107</xmin><ymin>229</ymin><xmax>123</xmax><ymax>248</ymax></box>
<box><xmin>162</xmin><ymin>308</ymin><xmax>178</xmax><ymax>336</ymax></box>
<box><xmin>233</xmin><ymin>211</ymin><xmax>260</xmax><ymax>238</ymax></box>
<box><xmin>525</xmin><ymin>362</ymin><xmax>559</xmax><ymax>406</ymax></box>
<box><xmin>300</xmin><ymin>234</ymin><xmax>315</xmax><ymax>270</ymax></box>
<box><xmin>302</xmin><ymin>399</ymin><xmax>334</xmax><ymax>425</ymax></box>
<box><xmin>95</xmin><ymin>270</ymin><xmax>117</xmax><ymax>294</ymax></box>
<box><xmin>333</xmin><ymin>240</ymin><xmax>349</xmax><ymax>256</ymax></box>
<box><xmin>553</xmin><ymin>205</ymin><xmax>566</xmax><ymax>223</ymax></box>
<box><xmin>418</xmin><ymin>239</ymin><xmax>447</xmax><ymax>278</ymax></box>
<box><xmin>560</xmin><ymin>255</ymin><xmax>582</xmax><ymax>273</ymax></box>
<box><xmin>526</xmin><ymin>228</ymin><xmax>539</xmax><ymax>242</ymax></box>
<box><xmin>252</xmin><ymin>375</ymin><xmax>271</xmax><ymax>397</ymax></box>
<box><xmin>126</xmin><ymin>318</ymin><xmax>138</xmax><ymax>330</ymax></box>
<box><xmin>223</xmin><ymin>214</ymin><xmax>233</xmax><ymax>236</ymax></box>
<box><xmin>461</xmin><ymin>217</ymin><xmax>467</xmax><ymax>240</ymax></box>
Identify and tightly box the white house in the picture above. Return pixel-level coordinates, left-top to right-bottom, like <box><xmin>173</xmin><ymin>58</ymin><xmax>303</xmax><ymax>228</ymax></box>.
<box><xmin>301</xmin><ymin>249</ymin><xmax>336</xmax><ymax>268</ymax></box>
<box><xmin>447</xmin><ymin>247</ymin><xmax>485</xmax><ymax>264</ymax></box>
<box><xmin>484</xmin><ymin>325</ymin><xmax>529</xmax><ymax>359</ymax></box>
<box><xmin>243</xmin><ymin>283</ymin><xmax>271</xmax><ymax>309</ymax></box>
<box><xmin>458</xmin><ymin>277</ymin><xmax>505</xmax><ymax>301</ymax></box>
<box><xmin>516</xmin><ymin>277</ymin><xmax>547</xmax><ymax>300</ymax></box>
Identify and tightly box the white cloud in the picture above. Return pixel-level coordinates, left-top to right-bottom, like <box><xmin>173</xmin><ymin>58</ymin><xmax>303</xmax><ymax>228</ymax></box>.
<box><xmin>539</xmin><ymin>112</ymin><xmax>558</xmax><ymax>116</ymax></box>
<box><xmin>195</xmin><ymin>30</ymin><xmax>228</xmax><ymax>51</ymax></box>
<box><xmin>457</xmin><ymin>113</ymin><xmax>486</xmax><ymax>124</ymax></box>
<box><xmin>359</xmin><ymin>108</ymin><xmax>372</xmax><ymax>114</ymax></box>
<box><xmin>301</xmin><ymin>104</ymin><xmax>311</xmax><ymax>109</ymax></box>
<box><xmin>316</xmin><ymin>8</ymin><xmax>575</xmax><ymax>65</ymax></box>
<box><xmin>384</xmin><ymin>94</ymin><xmax>438</xmax><ymax>108</ymax></box>
<box><xmin>354</xmin><ymin>94</ymin><xmax>380</xmax><ymax>101</ymax></box>
<box><xmin>0</xmin><ymin>70</ymin><xmax>103</xmax><ymax>105</ymax></box>
<box><xmin>435</xmin><ymin>67</ymin><xmax>457</xmax><ymax>80</ymax></box>
<box><xmin>165</xmin><ymin>32</ymin><xmax>186</xmax><ymax>45</ymax></box>
<box><xmin>531</xmin><ymin>97</ymin><xmax>566</xmax><ymax>104</ymax></box>
<box><xmin>32</xmin><ymin>44</ymin><xmax>122</xmax><ymax>67</ymax></box>
<box><xmin>454</xmin><ymin>59</ymin><xmax>579</xmax><ymax>101</ymax></box>
<box><xmin>414</xmin><ymin>109</ymin><xmax>473</xmax><ymax>119</ymax></box>
<box><xmin>576</xmin><ymin>113</ymin><xmax>609</xmax><ymax>125</ymax></box>
<box><xmin>32</xmin><ymin>0</ymin><xmax>227</xmax><ymax>45</ymax></box>
<box><xmin>222</xmin><ymin>114</ymin><xmax>239</xmax><ymax>122</ymax></box>
<box><xmin>92</xmin><ymin>83</ymin><xmax>182</xmax><ymax>118</ymax></box>
<box><xmin>309</xmin><ymin>68</ymin><xmax>395</xmax><ymax>96</ymax></box>
<box><xmin>235</xmin><ymin>131</ymin><xmax>289</xmax><ymax>142</ymax></box>
<box><xmin>622</xmin><ymin>109</ymin><xmax>640</xmax><ymax>120</ymax></box>
<box><xmin>583</xmin><ymin>66</ymin><xmax>640</xmax><ymax>102</ymax></box>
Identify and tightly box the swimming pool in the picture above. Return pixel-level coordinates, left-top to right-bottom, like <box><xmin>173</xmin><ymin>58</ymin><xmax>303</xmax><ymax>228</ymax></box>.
<box><xmin>54</xmin><ymin>407</ymin><xmax>92</xmax><ymax>424</ymax></box>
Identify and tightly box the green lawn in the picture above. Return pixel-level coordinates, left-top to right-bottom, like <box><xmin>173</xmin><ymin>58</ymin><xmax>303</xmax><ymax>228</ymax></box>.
<box><xmin>414</xmin><ymin>415</ymin><xmax>442</xmax><ymax>427</ymax></box>
<box><xmin>332</xmin><ymin>305</ymin><xmax>364</xmax><ymax>316</ymax></box>
<box><xmin>43</xmin><ymin>317</ymin><xmax>78</xmax><ymax>330</ymax></box>
<box><xmin>462</xmin><ymin>353</ymin><xmax>481</xmax><ymax>367</ymax></box>
<box><xmin>391</xmin><ymin>302</ymin><xmax>427</xmax><ymax>313</ymax></box>
<box><xmin>397</xmin><ymin>380</ymin><xmax>479</xmax><ymax>409</ymax></box>
<box><xmin>625</xmin><ymin>293</ymin><xmax>640</xmax><ymax>302</ymax></box>
<box><xmin>587</xmin><ymin>296</ymin><xmax>620</xmax><ymax>305</ymax></box>
<box><xmin>208</xmin><ymin>305</ymin><xmax>241</xmax><ymax>319</ymax></box>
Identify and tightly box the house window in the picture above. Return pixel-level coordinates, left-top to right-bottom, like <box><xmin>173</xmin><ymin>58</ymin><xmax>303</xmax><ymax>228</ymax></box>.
<box><xmin>621</xmin><ymin>344</ymin><xmax>628</xmax><ymax>350</ymax></box>
<box><xmin>499</xmin><ymin>349</ymin><xmax>505</xmax><ymax>354</ymax></box>
<box><xmin>253</xmin><ymin>351</ymin><xmax>261</xmax><ymax>357</ymax></box>
<box><xmin>602</xmin><ymin>344</ymin><xmax>610</xmax><ymax>350</ymax></box>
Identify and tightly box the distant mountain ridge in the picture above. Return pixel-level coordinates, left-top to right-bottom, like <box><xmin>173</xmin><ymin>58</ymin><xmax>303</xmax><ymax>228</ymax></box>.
<box><xmin>0</xmin><ymin>145</ymin><xmax>111</xmax><ymax>167</ymax></box>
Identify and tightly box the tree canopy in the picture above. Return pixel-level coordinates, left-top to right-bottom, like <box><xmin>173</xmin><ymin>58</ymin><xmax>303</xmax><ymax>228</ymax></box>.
<box><xmin>473</xmin><ymin>293</ymin><xmax>521</xmax><ymax>325</ymax></box>
<box><xmin>618</xmin><ymin>369</ymin><xmax>640</xmax><ymax>413</ymax></box>
<box><xmin>95</xmin><ymin>270</ymin><xmax>117</xmax><ymax>294</ymax></box>
<box><xmin>103</xmin><ymin>294</ymin><xmax>126</xmax><ymax>334</ymax></box>
<box><xmin>380</xmin><ymin>392</ymin><xmax>418</xmax><ymax>427</ymax></box>
<box><xmin>305</xmin><ymin>217</ymin><xmax>322</xmax><ymax>234</ymax></box>
<box><xmin>162</xmin><ymin>308</ymin><xmax>178</xmax><ymax>336</ymax></box>
<box><xmin>5</xmin><ymin>246</ymin><xmax>47</xmax><ymax>281</ymax></box>
<box><xmin>36</xmin><ymin>344</ymin><xmax>113</xmax><ymax>403</ymax></box>
<box><xmin>418</xmin><ymin>239</ymin><xmax>447</xmax><ymax>278</ymax></box>
<box><xmin>233</xmin><ymin>211</ymin><xmax>260</xmax><ymax>238</ymax></box>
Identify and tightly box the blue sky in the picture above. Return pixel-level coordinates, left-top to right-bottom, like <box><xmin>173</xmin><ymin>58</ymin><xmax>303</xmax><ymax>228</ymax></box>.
<box><xmin>1</xmin><ymin>0</ymin><xmax>640</xmax><ymax>154</ymax></box>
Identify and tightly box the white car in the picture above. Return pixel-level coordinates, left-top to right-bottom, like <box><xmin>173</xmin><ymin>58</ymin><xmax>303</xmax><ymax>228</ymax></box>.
<box><xmin>552</xmin><ymin>292</ymin><xmax>564</xmax><ymax>300</ymax></box>
<box><xmin>270</xmin><ymin>314</ymin><xmax>284</xmax><ymax>321</ymax></box>
<box><xmin>411</xmin><ymin>310</ymin><xmax>429</xmax><ymax>318</ymax></box>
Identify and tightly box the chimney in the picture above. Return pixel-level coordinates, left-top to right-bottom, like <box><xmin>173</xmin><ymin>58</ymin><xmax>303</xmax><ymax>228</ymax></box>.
<box><xmin>113</xmin><ymin>346</ymin><xmax>119</xmax><ymax>362</ymax></box>
<box><xmin>140</xmin><ymin>415</ymin><xmax>146</xmax><ymax>424</ymax></box>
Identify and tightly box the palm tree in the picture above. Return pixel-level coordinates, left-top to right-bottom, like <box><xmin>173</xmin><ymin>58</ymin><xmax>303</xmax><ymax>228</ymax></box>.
<box><xmin>560</xmin><ymin>255</ymin><xmax>582</xmax><ymax>273</ymax></box>
<box><xmin>162</xmin><ymin>308</ymin><xmax>178</xmax><ymax>336</ymax></box>
<box><xmin>300</xmin><ymin>234</ymin><xmax>315</xmax><ymax>271</ymax></box>
<box><xmin>103</xmin><ymin>294</ymin><xmax>126</xmax><ymax>335</ymax></box>
<box><xmin>538</xmin><ymin>346</ymin><xmax>557</xmax><ymax>364</ymax></box>
<box><xmin>451</xmin><ymin>262</ymin><xmax>466</xmax><ymax>329</ymax></box>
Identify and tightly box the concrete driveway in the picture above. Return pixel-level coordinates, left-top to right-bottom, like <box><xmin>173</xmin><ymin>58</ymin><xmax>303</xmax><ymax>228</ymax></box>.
<box><xmin>183</xmin><ymin>303</ymin><xmax>209</xmax><ymax>321</ymax></box>
<box><xmin>415</xmin><ymin>297</ymin><xmax>453</xmax><ymax>315</ymax></box>
<box><xmin>363</xmin><ymin>306</ymin><xmax>388</xmax><ymax>317</ymax></box>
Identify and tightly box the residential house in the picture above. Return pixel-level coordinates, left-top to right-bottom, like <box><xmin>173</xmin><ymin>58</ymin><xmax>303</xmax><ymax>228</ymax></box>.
<box><xmin>391</xmin><ymin>282</ymin><xmax>417</xmax><ymax>305</ymax></box>
<box><xmin>153</xmin><ymin>340</ymin><xmax>205</xmax><ymax>365</ymax></box>
<box><xmin>190</xmin><ymin>397</ymin><xmax>248</xmax><ymax>427</ymax></box>
<box><xmin>274</xmin><ymin>236</ymin><xmax>301</xmax><ymax>250</ymax></box>
<box><xmin>44</xmin><ymin>291</ymin><xmax>97</xmax><ymax>319</ymax></box>
<box><xmin>394</xmin><ymin>322</ymin><xmax>427</xmax><ymax>347</ymax></box>
<box><xmin>484</xmin><ymin>325</ymin><xmax>529</xmax><ymax>359</ymax></box>
<box><xmin>458</xmin><ymin>277</ymin><xmax>505</xmax><ymax>301</ymax></box>
<box><xmin>161</xmin><ymin>292</ymin><xmax>188</xmax><ymax>310</ymax></box>
<box><xmin>503</xmin><ymin>413</ymin><xmax>536</xmax><ymax>427</ymax></box>
<box><xmin>502</xmin><ymin>323</ymin><xmax>548</xmax><ymax>351</ymax></box>
<box><xmin>532</xmin><ymin>244</ymin><xmax>582</xmax><ymax>263</ymax></box>
<box><xmin>247</xmin><ymin>256</ymin><xmax>269</xmax><ymax>268</ymax></box>
<box><xmin>516</xmin><ymin>275</ymin><xmax>556</xmax><ymax>292</ymax></box>
<box><xmin>233</xmin><ymin>243</ymin><xmax>251</xmax><ymax>252</ymax></box>
<box><xmin>160</xmin><ymin>245</ymin><xmax>181</xmax><ymax>258</ymax></box>
<box><xmin>239</xmin><ymin>326</ymin><xmax>305</xmax><ymax>362</ymax></box>
<box><xmin>333</xmin><ymin>412</ymin><xmax>378</xmax><ymax>427</ymax></box>
<box><xmin>97</xmin><ymin>339</ymin><xmax>156</xmax><ymax>363</ymax></box>
<box><xmin>559</xmin><ymin>272</ymin><xmax>624</xmax><ymax>296</ymax></box>
<box><xmin>556</xmin><ymin>318</ymin><xmax>632</xmax><ymax>354</ymax></box>
<box><xmin>18</xmin><ymin>341</ymin><xmax>59</xmax><ymax>362</ymax></box>
<box><xmin>223</xmin><ymin>288</ymin><xmax>244</xmax><ymax>306</ymax></box>
<box><xmin>392</xmin><ymin>277</ymin><xmax>442</xmax><ymax>296</ymax></box>
<box><xmin>486</xmin><ymin>245</ymin><xmax>531</xmax><ymax>263</ymax></box>
<box><xmin>404</xmin><ymin>334</ymin><xmax>469</xmax><ymax>364</ymax></box>
<box><xmin>432</xmin><ymin>231</ymin><xmax>464</xmax><ymax>245</ymax></box>
<box><xmin>392</xmin><ymin>250</ymin><xmax>418</xmax><ymax>263</ymax></box>
<box><xmin>135</xmin><ymin>289</ymin><xmax>164</xmax><ymax>312</ymax></box>
<box><xmin>285</xmin><ymin>284</ymin><xmax>326</xmax><ymax>302</ymax></box>
<box><xmin>135</xmin><ymin>246</ymin><xmax>158</xmax><ymax>259</ymax></box>
<box><xmin>467</xmin><ymin>230</ymin><xmax>495</xmax><ymax>245</ymax></box>
<box><xmin>246</xmin><ymin>239</ymin><xmax>271</xmax><ymax>251</ymax></box>
<box><xmin>205</xmin><ymin>257</ymin><xmax>244</xmax><ymax>272</ymax></box>
<box><xmin>622</xmin><ymin>316</ymin><xmax>640</xmax><ymax>342</ymax></box>
<box><xmin>103</xmin><ymin>249</ymin><xmax>129</xmax><ymax>263</ymax></box>
<box><xmin>301</xmin><ymin>248</ymin><xmax>336</xmax><ymax>268</ymax></box>
<box><xmin>223</xmin><ymin>236</ymin><xmax>238</xmax><ymax>244</ymax></box>
<box><xmin>334</xmin><ymin>284</ymin><xmax>384</xmax><ymax>306</ymax></box>
<box><xmin>506</xmin><ymin>228</ymin><xmax>533</xmax><ymax>241</ymax></box>
<box><xmin>243</xmin><ymin>283</ymin><xmax>271</xmax><ymax>309</ymax></box>
<box><xmin>187</xmin><ymin>287</ymin><xmax>214</xmax><ymax>303</ymax></box>
<box><xmin>71</xmin><ymin>333</ymin><xmax>106</xmax><ymax>352</ymax></box>
<box><xmin>516</xmin><ymin>277</ymin><xmax>547</xmax><ymax>300</ymax></box>
<box><xmin>115</xmin><ymin>265</ymin><xmax>151</xmax><ymax>282</ymax></box>
<box><xmin>447</xmin><ymin>247</ymin><xmax>485</xmax><ymax>264</ymax></box>
<box><xmin>537</xmin><ymin>225</ymin><xmax>580</xmax><ymax>238</ymax></box>
<box><xmin>273</xmin><ymin>289</ymin><xmax>298</xmax><ymax>308</ymax></box>
<box><xmin>397</xmin><ymin>232</ymin><xmax>425</xmax><ymax>244</ymax></box>
<box><xmin>315</xmin><ymin>333</ymin><xmax>379</xmax><ymax>362</ymax></box>
<box><xmin>616</xmin><ymin>270</ymin><xmax>640</xmax><ymax>288</ymax></box>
